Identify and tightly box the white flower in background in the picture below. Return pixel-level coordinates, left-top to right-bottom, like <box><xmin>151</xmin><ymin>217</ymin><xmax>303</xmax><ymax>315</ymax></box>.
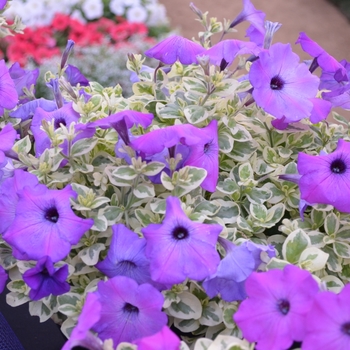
<box><xmin>146</xmin><ymin>3</ymin><xmax>168</xmax><ymax>26</ymax></box>
<box><xmin>123</xmin><ymin>0</ymin><xmax>141</xmax><ymax>7</ymax></box>
<box><xmin>70</xmin><ymin>9</ymin><xmax>87</xmax><ymax>23</ymax></box>
<box><xmin>81</xmin><ymin>0</ymin><xmax>104</xmax><ymax>20</ymax></box>
<box><xmin>109</xmin><ymin>0</ymin><xmax>125</xmax><ymax>16</ymax></box>
<box><xmin>126</xmin><ymin>5</ymin><xmax>147</xmax><ymax>23</ymax></box>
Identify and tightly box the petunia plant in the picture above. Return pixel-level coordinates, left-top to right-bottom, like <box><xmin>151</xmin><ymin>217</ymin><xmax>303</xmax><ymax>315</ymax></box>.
<box><xmin>2</xmin><ymin>0</ymin><xmax>350</xmax><ymax>349</ymax></box>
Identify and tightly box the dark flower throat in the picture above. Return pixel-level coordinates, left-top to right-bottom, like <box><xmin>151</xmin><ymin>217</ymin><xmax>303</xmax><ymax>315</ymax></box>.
<box><xmin>172</xmin><ymin>226</ymin><xmax>189</xmax><ymax>240</ymax></box>
<box><xmin>277</xmin><ymin>299</ymin><xmax>290</xmax><ymax>315</ymax></box>
<box><xmin>331</xmin><ymin>159</ymin><xmax>347</xmax><ymax>174</ymax></box>
<box><xmin>270</xmin><ymin>75</ymin><xmax>284</xmax><ymax>90</ymax></box>
<box><xmin>45</xmin><ymin>207</ymin><xmax>59</xmax><ymax>223</ymax></box>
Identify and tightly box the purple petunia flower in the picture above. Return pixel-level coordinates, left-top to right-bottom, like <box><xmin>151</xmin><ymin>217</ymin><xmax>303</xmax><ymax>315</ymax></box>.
<box><xmin>302</xmin><ymin>284</ymin><xmax>350</xmax><ymax>349</ymax></box>
<box><xmin>91</xmin><ymin>275</ymin><xmax>167</xmax><ymax>344</ymax></box>
<box><xmin>65</xmin><ymin>64</ymin><xmax>89</xmax><ymax>87</ymax></box>
<box><xmin>249</xmin><ymin>43</ymin><xmax>319</xmax><ymax>123</ymax></box>
<box><xmin>95</xmin><ymin>224</ymin><xmax>154</xmax><ymax>286</ymax></box>
<box><xmin>203</xmin><ymin>238</ymin><xmax>275</xmax><ymax>302</ymax></box>
<box><xmin>0</xmin><ymin>169</ymin><xmax>39</xmax><ymax>235</ymax></box>
<box><xmin>62</xmin><ymin>293</ymin><xmax>103</xmax><ymax>350</ymax></box>
<box><xmin>0</xmin><ymin>0</ymin><xmax>7</xmax><ymax>10</ymax></box>
<box><xmin>204</xmin><ymin>40</ymin><xmax>260</xmax><ymax>70</ymax></box>
<box><xmin>144</xmin><ymin>35</ymin><xmax>205</xmax><ymax>65</ymax></box>
<box><xmin>3</xmin><ymin>184</ymin><xmax>94</xmax><ymax>262</ymax></box>
<box><xmin>133</xmin><ymin>325</ymin><xmax>181</xmax><ymax>350</ymax></box>
<box><xmin>31</xmin><ymin>102</ymin><xmax>95</xmax><ymax>157</ymax></box>
<box><xmin>0</xmin><ymin>59</ymin><xmax>18</xmax><ymax>111</ymax></box>
<box><xmin>9</xmin><ymin>98</ymin><xmax>57</xmax><ymax>121</ymax></box>
<box><xmin>9</xmin><ymin>63</ymin><xmax>39</xmax><ymax>104</ymax></box>
<box><xmin>297</xmin><ymin>139</ymin><xmax>350</xmax><ymax>213</ymax></box>
<box><xmin>23</xmin><ymin>256</ymin><xmax>70</xmax><ymax>300</ymax></box>
<box><xmin>296</xmin><ymin>32</ymin><xmax>348</xmax><ymax>82</ymax></box>
<box><xmin>182</xmin><ymin>120</ymin><xmax>219</xmax><ymax>192</ymax></box>
<box><xmin>0</xmin><ymin>265</ymin><xmax>7</xmax><ymax>294</ymax></box>
<box><xmin>142</xmin><ymin>196</ymin><xmax>222</xmax><ymax>285</ymax></box>
<box><xmin>234</xmin><ymin>264</ymin><xmax>319</xmax><ymax>350</ymax></box>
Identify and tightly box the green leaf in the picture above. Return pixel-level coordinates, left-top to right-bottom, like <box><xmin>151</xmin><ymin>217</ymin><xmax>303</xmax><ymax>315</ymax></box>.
<box><xmin>336</xmin><ymin>226</ymin><xmax>350</xmax><ymax>241</ymax></box>
<box><xmin>182</xmin><ymin>77</ymin><xmax>208</xmax><ymax>95</ymax></box>
<box><xmin>199</xmin><ymin>301</ymin><xmax>222</xmax><ymax>326</ymax></box>
<box><xmin>282</xmin><ymin>229</ymin><xmax>310</xmax><ymax>263</ymax></box>
<box><xmin>173</xmin><ymin>166</ymin><xmax>207</xmax><ymax>197</ymax></box>
<box><xmin>70</xmin><ymin>138</ymin><xmax>98</xmax><ymax>157</ymax></box>
<box><xmin>214</xmin><ymin>199</ymin><xmax>240</xmax><ymax>224</ymax></box>
<box><xmin>157</xmin><ymin>102</ymin><xmax>183</xmax><ymax>119</ymax></box>
<box><xmin>13</xmin><ymin>135</ymin><xmax>31</xmax><ymax>154</ymax></box>
<box><xmin>112</xmin><ymin>166</ymin><xmax>137</xmax><ymax>180</ymax></box>
<box><xmin>216</xmin><ymin>178</ymin><xmax>239</xmax><ymax>195</ymax></box>
<box><xmin>246</xmin><ymin>187</ymin><xmax>272</xmax><ymax>205</ymax></box>
<box><xmin>321</xmin><ymin>275</ymin><xmax>344</xmax><ymax>293</ymax></box>
<box><xmin>334</xmin><ymin>241</ymin><xmax>350</xmax><ymax>258</ymax></box>
<box><xmin>299</xmin><ymin>247</ymin><xmax>329</xmax><ymax>272</ymax></box>
<box><xmin>78</xmin><ymin>243</ymin><xmax>105</xmax><ymax>266</ymax></box>
<box><xmin>238</xmin><ymin>162</ymin><xmax>253</xmax><ymax>182</ymax></box>
<box><xmin>266</xmin><ymin>258</ymin><xmax>290</xmax><ymax>270</ymax></box>
<box><xmin>167</xmin><ymin>291</ymin><xmax>202</xmax><ymax>320</ymax></box>
<box><xmin>90</xmin><ymin>214</ymin><xmax>108</xmax><ymax>232</ymax></box>
<box><xmin>135</xmin><ymin>209</ymin><xmax>156</xmax><ymax>227</ymax></box>
<box><xmin>324</xmin><ymin>212</ymin><xmax>340</xmax><ymax>235</ymax></box>
<box><xmin>132</xmin><ymin>82</ymin><xmax>154</xmax><ymax>95</ymax></box>
<box><xmin>160</xmin><ymin>171</ymin><xmax>174</xmax><ymax>190</ymax></box>
<box><xmin>142</xmin><ymin>162</ymin><xmax>165</xmax><ymax>176</ymax></box>
<box><xmin>223</xmin><ymin>307</ymin><xmax>236</xmax><ymax>329</ymax></box>
<box><xmin>194</xmin><ymin>200</ymin><xmax>221</xmax><ymax>216</ymax></box>
<box><xmin>229</xmin><ymin>139</ymin><xmax>256</xmax><ymax>161</ymax></box>
<box><xmin>324</xmin><ymin>246</ymin><xmax>342</xmax><ymax>272</ymax></box>
<box><xmin>250</xmin><ymin>203</ymin><xmax>267</xmax><ymax>222</ymax></box>
<box><xmin>133</xmin><ymin>183</ymin><xmax>155</xmax><ymax>199</ymax></box>
<box><xmin>184</xmin><ymin>105</ymin><xmax>209</xmax><ymax>124</ymax></box>
<box><xmin>218</xmin><ymin>132</ymin><xmax>234</xmax><ymax>153</ymax></box>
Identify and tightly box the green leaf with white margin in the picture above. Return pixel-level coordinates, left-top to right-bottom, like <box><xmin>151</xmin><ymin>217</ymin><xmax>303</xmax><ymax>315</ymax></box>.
<box><xmin>216</xmin><ymin>178</ymin><xmax>240</xmax><ymax>195</ymax></box>
<box><xmin>29</xmin><ymin>300</ymin><xmax>53</xmax><ymax>322</ymax></box>
<box><xmin>135</xmin><ymin>209</ymin><xmax>156</xmax><ymax>227</ymax></box>
<box><xmin>321</xmin><ymin>275</ymin><xmax>344</xmax><ymax>293</ymax></box>
<box><xmin>266</xmin><ymin>258</ymin><xmax>290</xmax><ymax>270</ymax></box>
<box><xmin>167</xmin><ymin>291</ymin><xmax>202</xmax><ymax>320</ymax></box>
<box><xmin>250</xmin><ymin>203</ymin><xmax>267</xmax><ymax>222</ymax></box>
<box><xmin>307</xmin><ymin>230</ymin><xmax>326</xmax><ymax>248</ymax></box>
<box><xmin>115</xmin><ymin>343</ymin><xmax>137</xmax><ymax>350</ymax></box>
<box><xmin>333</xmin><ymin>241</ymin><xmax>350</xmax><ymax>258</ymax></box>
<box><xmin>194</xmin><ymin>200</ymin><xmax>221</xmax><ymax>217</ymax></box>
<box><xmin>13</xmin><ymin>135</ymin><xmax>31</xmax><ymax>154</ymax></box>
<box><xmin>6</xmin><ymin>292</ymin><xmax>30</xmax><ymax>307</ymax></box>
<box><xmin>103</xmin><ymin>206</ymin><xmax>124</xmax><ymax>225</ymax></box>
<box><xmin>193</xmin><ymin>338</ymin><xmax>213</xmax><ymax>350</ymax></box>
<box><xmin>78</xmin><ymin>243</ymin><xmax>105</xmax><ymax>266</ymax></box>
<box><xmin>90</xmin><ymin>214</ymin><xmax>108</xmax><ymax>232</ymax></box>
<box><xmin>229</xmin><ymin>139</ymin><xmax>256</xmax><ymax>162</ymax></box>
<box><xmin>112</xmin><ymin>166</ymin><xmax>137</xmax><ymax>180</ymax></box>
<box><xmin>182</xmin><ymin>77</ymin><xmax>208</xmax><ymax>95</ymax></box>
<box><xmin>324</xmin><ymin>245</ymin><xmax>342</xmax><ymax>272</ymax></box>
<box><xmin>298</xmin><ymin>247</ymin><xmax>329</xmax><ymax>272</ymax></box>
<box><xmin>231</xmin><ymin>124</ymin><xmax>252</xmax><ymax>142</ymax></box>
<box><xmin>246</xmin><ymin>187</ymin><xmax>272</xmax><ymax>205</ymax></box>
<box><xmin>263</xmin><ymin>203</ymin><xmax>285</xmax><ymax>227</ymax></box>
<box><xmin>324</xmin><ymin>212</ymin><xmax>340</xmax><ymax>235</ymax></box>
<box><xmin>222</xmin><ymin>306</ymin><xmax>236</xmax><ymax>329</ymax></box>
<box><xmin>156</xmin><ymin>102</ymin><xmax>183</xmax><ymax>119</ymax></box>
<box><xmin>173</xmin><ymin>166</ymin><xmax>207</xmax><ymax>197</ymax></box>
<box><xmin>238</xmin><ymin>162</ymin><xmax>253</xmax><ymax>182</ymax></box>
<box><xmin>150</xmin><ymin>198</ymin><xmax>166</xmax><ymax>214</ymax></box>
<box><xmin>205</xmin><ymin>335</ymin><xmax>252</xmax><ymax>350</ymax></box>
<box><xmin>335</xmin><ymin>226</ymin><xmax>350</xmax><ymax>241</ymax></box>
<box><xmin>70</xmin><ymin>138</ymin><xmax>98</xmax><ymax>157</ymax></box>
<box><xmin>174</xmin><ymin>318</ymin><xmax>201</xmax><ymax>333</ymax></box>
<box><xmin>264</xmin><ymin>183</ymin><xmax>285</xmax><ymax>204</ymax></box>
<box><xmin>267</xmin><ymin>234</ymin><xmax>286</xmax><ymax>258</ymax></box>
<box><xmin>199</xmin><ymin>301</ymin><xmax>223</xmax><ymax>326</ymax></box>
<box><xmin>133</xmin><ymin>183</ymin><xmax>155</xmax><ymax>199</ymax></box>
<box><xmin>254</xmin><ymin>159</ymin><xmax>275</xmax><ymax>176</ymax></box>
<box><xmin>214</xmin><ymin>199</ymin><xmax>240</xmax><ymax>224</ymax></box>
<box><xmin>282</xmin><ymin>229</ymin><xmax>311</xmax><ymax>264</ymax></box>
<box><xmin>213</xmin><ymin>79</ymin><xmax>239</xmax><ymax>98</ymax></box>
<box><xmin>142</xmin><ymin>162</ymin><xmax>166</xmax><ymax>176</ymax></box>
<box><xmin>311</xmin><ymin>209</ymin><xmax>326</xmax><ymax>229</ymax></box>
<box><xmin>184</xmin><ymin>105</ymin><xmax>209</xmax><ymax>124</ymax></box>
<box><xmin>57</xmin><ymin>293</ymin><xmax>81</xmax><ymax>316</ymax></box>
<box><xmin>132</xmin><ymin>81</ymin><xmax>154</xmax><ymax>96</ymax></box>
<box><xmin>218</xmin><ymin>132</ymin><xmax>234</xmax><ymax>153</ymax></box>
<box><xmin>160</xmin><ymin>171</ymin><xmax>174</xmax><ymax>190</ymax></box>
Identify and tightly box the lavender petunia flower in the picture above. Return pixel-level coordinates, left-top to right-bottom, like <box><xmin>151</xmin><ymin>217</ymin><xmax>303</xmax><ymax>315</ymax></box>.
<box><xmin>302</xmin><ymin>284</ymin><xmax>350</xmax><ymax>349</ymax></box>
<box><xmin>203</xmin><ymin>239</ymin><xmax>275</xmax><ymax>302</ymax></box>
<box><xmin>0</xmin><ymin>169</ymin><xmax>39</xmax><ymax>235</ymax></box>
<box><xmin>205</xmin><ymin>40</ymin><xmax>260</xmax><ymax>70</ymax></box>
<box><xmin>23</xmin><ymin>256</ymin><xmax>70</xmax><ymax>300</ymax></box>
<box><xmin>234</xmin><ymin>264</ymin><xmax>319</xmax><ymax>350</ymax></box>
<box><xmin>0</xmin><ymin>0</ymin><xmax>7</xmax><ymax>10</ymax></box>
<box><xmin>133</xmin><ymin>325</ymin><xmax>181</xmax><ymax>350</ymax></box>
<box><xmin>296</xmin><ymin>32</ymin><xmax>348</xmax><ymax>82</ymax></box>
<box><xmin>249</xmin><ymin>43</ymin><xmax>319</xmax><ymax>122</ymax></box>
<box><xmin>0</xmin><ymin>124</ymin><xmax>18</xmax><ymax>182</ymax></box>
<box><xmin>322</xmin><ymin>84</ymin><xmax>350</xmax><ymax>110</ymax></box>
<box><xmin>0</xmin><ymin>59</ymin><xmax>18</xmax><ymax>110</ymax></box>
<box><xmin>0</xmin><ymin>266</ymin><xmax>7</xmax><ymax>294</ymax></box>
<box><xmin>9</xmin><ymin>98</ymin><xmax>57</xmax><ymax>121</ymax></box>
<box><xmin>142</xmin><ymin>196</ymin><xmax>222</xmax><ymax>285</ymax></box>
<box><xmin>182</xmin><ymin>120</ymin><xmax>219</xmax><ymax>192</ymax></box>
<box><xmin>96</xmin><ymin>224</ymin><xmax>154</xmax><ymax>286</ymax></box>
<box><xmin>3</xmin><ymin>184</ymin><xmax>94</xmax><ymax>262</ymax></box>
<box><xmin>31</xmin><ymin>102</ymin><xmax>95</xmax><ymax>157</ymax></box>
<box><xmin>62</xmin><ymin>293</ymin><xmax>103</xmax><ymax>350</ymax></box>
<box><xmin>61</xmin><ymin>40</ymin><xmax>75</xmax><ymax>70</ymax></box>
<box><xmin>9</xmin><ymin>63</ymin><xmax>39</xmax><ymax>104</ymax></box>
<box><xmin>298</xmin><ymin>139</ymin><xmax>350</xmax><ymax>213</ymax></box>
<box><xmin>144</xmin><ymin>35</ymin><xmax>205</xmax><ymax>65</ymax></box>
<box><xmin>91</xmin><ymin>275</ymin><xmax>167</xmax><ymax>344</ymax></box>
<box><xmin>65</xmin><ymin>64</ymin><xmax>89</xmax><ymax>87</ymax></box>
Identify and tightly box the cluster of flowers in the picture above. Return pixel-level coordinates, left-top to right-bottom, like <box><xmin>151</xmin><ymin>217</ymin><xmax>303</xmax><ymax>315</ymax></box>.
<box><xmin>5</xmin><ymin>0</ymin><xmax>169</xmax><ymax>28</ymax></box>
<box><xmin>2</xmin><ymin>13</ymin><xmax>152</xmax><ymax>66</ymax></box>
<box><xmin>0</xmin><ymin>0</ymin><xmax>350</xmax><ymax>349</ymax></box>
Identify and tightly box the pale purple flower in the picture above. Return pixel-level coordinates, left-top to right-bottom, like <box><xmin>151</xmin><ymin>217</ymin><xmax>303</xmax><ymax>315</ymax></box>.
<box><xmin>0</xmin><ymin>0</ymin><xmax>7</xmax><ymax>10</ymax></box>
<box><xmin>61</xmin><ymin>40</ymin><xmax>75</xmax><ymax>70</ymax></box>
<box><xmin>302</xmin><ymin>284</ymin><xmax>350</xmax><ymax>350</ymax></box>
<box><xmin>203</xmin><ymin>238</ymin><xmax>275</xmax><ymax>302</ymax></box>
<box><xmin>62</xmin><ymin>293</ymin><xmax>103</xmax><ymax>350</ymax></box>
<box><xmin>133</xmin><ymin>325</ymin><xmax>181</xmax><ymax>350</ymax></box>
<box><xmin>91</xmin><ymin>276</ymin><xmax>167</xmax><ymax>344</ymax></box>
<box><xmin>9</xmin><ymin>98</ymin><xmax>57</xmax><ymax>121</ymax></box>
<box><xmin>298</xmin><ymin>139</ymin><xmax>350</xmax><ymax>213</ymax></box>
<box><xmin>249</xmin><ymin>43</ymin><xmax>319</xmax><ymax>122</ymax></box>
<box><xmin>322</xmin><ymin>84</ymin><xmax>350</xmax><ymax>110</ymax></box>
<box><xmin>0</xmin><ymin>265</ymin><xmax>7</xmax><ymax>293</ymax></box>
<box><xmin>65</xmin><ymin>64</ymin><xmax>89</xmax><ymax>87</ymax></box>
<box><xmin>296</xmin><ymin>32</ymin><xmax>348</xmax><ymax>82</ymax></box>
<box><xmin>0</xmin><ymin>59</ymin><xmax>18</xmax><ymax>110</ymax></box>
<box><xmin>182</xmin><ymin>120</ymin><xmax>219</xmax><ymax>192</ymax></box>
<box><xmin>23</xmin><ymin>256</ymin><xmax>70</xmax><ymax>300</ymax></box>
<box><xmin>234</xmin><ymin>264</ymin><xmax>319</xmax><ymax>350</ymax></box>
<box><xmin>9</xmin><ymin>63</ymin><xmax>39</xmax><ymax>104</ymax></box>
<box><xmin>96</xmin><ymin>224</ymin><xmax>154</xmax><ymax>286</ymax></box>
<box><xmin>3</xmin><ymin>184</ymin><xmax>94</xmax><ymax>262</ymax></box>
<box><xmin>0</xmin><ymin>169</ymin><xmax>39</xmax><ymax>235</ymax></box>
<box><xmin>205</xmin><ymin>40</ymin><xmax>260</xmax><ymax>70</ymax></box>
<box><xmin>142</xmin><ymin>196</ymin><xmax>222</xmax><ymax>285</ymax></box>
<box><xmin>144</xmin><ymin>35</ymin><xmax>205</xmax><ymax>65</ymax></box>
